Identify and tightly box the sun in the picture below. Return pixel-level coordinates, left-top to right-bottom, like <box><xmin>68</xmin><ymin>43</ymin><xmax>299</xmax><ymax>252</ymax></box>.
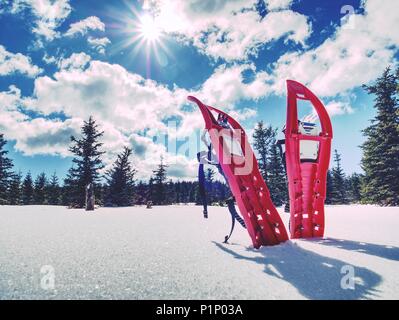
<box><xmin>138</xmin><ymin>14</ymin><xmax>161</xmax><ymax>42</ymax></box>
<box><xmin>107</xmin><ymin>4</ymin><xmax>172</xmax><ymax>79</ymax></box>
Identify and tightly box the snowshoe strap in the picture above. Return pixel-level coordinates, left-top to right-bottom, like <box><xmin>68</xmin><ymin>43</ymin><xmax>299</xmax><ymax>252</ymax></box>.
<box><xmin>226</xmin><ymin>198</ymin><xmax>246</xmax><ymax>228</ymax></box>
<box><xmin>197</xmin><ymin>144</ymin><xmax>215</xmax><ymax>219</ymax></box>
<box><xmin>197</xmin><ymin>153</ymin><xmax>208</xmax><ymax>218</ymax></box>
<box><xmin>224</xmin><ymin>198</ymin><xmax>246</xmax><ymax>243</ymax></box>
<box><xmin>197</xmin><ymin>144</ymin><xmax>246</xmax><ymax>242</ymax></box>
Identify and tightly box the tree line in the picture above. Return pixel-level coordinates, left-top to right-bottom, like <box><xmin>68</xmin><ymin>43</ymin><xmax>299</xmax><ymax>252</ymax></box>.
<box><xmin>0</xmin><ymin>67</ymin><xmax>398</xmax><ymax>207</ymax></box>
<box><xmin>0</xmin><ymin>118</ymin><xmax>229</xmax><ymax>207</ymax></box>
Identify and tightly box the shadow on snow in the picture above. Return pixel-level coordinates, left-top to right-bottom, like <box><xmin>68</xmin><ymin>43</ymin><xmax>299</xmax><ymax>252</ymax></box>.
<box><xmin>213</xmin><ymin>241</ymin><xmax>382</xmax><ymax>300</ymax></box>
<box><xmin>304</xmin><ymin>237</ymin><xmax>399</xmax><ymax>261</ymax></box>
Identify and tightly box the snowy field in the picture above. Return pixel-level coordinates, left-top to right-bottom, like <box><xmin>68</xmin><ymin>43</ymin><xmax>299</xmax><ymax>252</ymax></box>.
<box><xmin>0</xmin><ymin>204</ymin><xmax>398</xmax><ymax>300</ymax></box>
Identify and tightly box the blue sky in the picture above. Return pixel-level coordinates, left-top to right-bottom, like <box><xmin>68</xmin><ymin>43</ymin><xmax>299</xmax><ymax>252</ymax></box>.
<box><xmin>0</xmin><ymin>0</ymin><xmax>398</xmax><ymax>181</ymax></box>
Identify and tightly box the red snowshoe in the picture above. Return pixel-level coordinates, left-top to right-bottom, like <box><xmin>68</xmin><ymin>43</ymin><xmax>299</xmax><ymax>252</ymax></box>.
<box><xmin>189</xmin><ymin>96</ymin><xmax>289</xmax><ymax>248</ymax></box>
<box><xmin>284</xmin><ymin>80</ymin><xmax>333</xmax><ymax>239</ymax></box>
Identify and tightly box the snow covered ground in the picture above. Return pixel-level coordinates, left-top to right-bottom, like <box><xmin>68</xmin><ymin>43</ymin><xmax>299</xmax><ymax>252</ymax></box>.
<box><xmin>0</xmin><ymin>204</ymin><xmax>398</xmax><ymax>300</ymax></box>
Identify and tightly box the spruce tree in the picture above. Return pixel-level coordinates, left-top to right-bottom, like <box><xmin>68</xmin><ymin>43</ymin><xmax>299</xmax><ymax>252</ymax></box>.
<box><xmin>190</xmin><ymin>182</ymin><xmax>199</xmax><ymax>203</ymax></box>
<box><xmin>105</xmin><ymin>147</ymin><xmax>136</xmax><ymax>207</ymax></box>
<box><xmin>152</xmin><ymin>157</ymin><xmax>168</xmax><ymax>205</ymax></box>
<box><xmin>8</xmin><ymin>171</ymin><xmax>22</xmax><ymax>205</ymax></box>
<box><xmin>166</xmin><ymin>179</ymin><xmax>176</xmax><ymax>204</ymax></box>
<box><xmin>62</xmin><ymin>167</ymin><xmax>75</xmax><ymax>206</ymax></box>
<box><xmin>268</xmin><ymin>143</ymin><xmax>287</xmax><ymax>206</ymax></box>
<box><xmin>33</xmin><ymin>173</ymin><xmax>48</xmax><ymax>205</ymax></box>
<box><xmin>361</xmin><ymin>67</ymin><xmax>399</xmax><ymax>205</ymax></box>
<box><xmin>175</xmin><ymin>181</ymin><xmax>181</xmax><ymax>204</ymax></box>
<box><xmin>213</xmin><ymin>180</ymin><xmax>230</xmax><ymax>205</ymax></box>
<box><xmin>65</xmin><ymin>117</ymin><xmax>105</xmax><ymax>208</ymax></box>
<box><xmin>95</xmin><ymin>183</ymin><xmax>105</xmax><ymax>207</ymax></box>
<box><xmin>253</xmin><ymin>122</ymin><xmax>275</xmax><ymax>183</ymax></box>
<box><xmin>147</xmin><ymin>177</ymin><xmax>155</xmax><ymax>204</ymax></box>
<box><xmin>253</xmin><ymin>123</ymin><xmax>288</xmax><ymax>206</ymax></box>
<box><xmin>205</xmin><ymin>168</ymin><xmax>215</xmax><ymax>203</ymax></box>
<box><xmin>331</xmin><ymin>150</ymin><xmax>348</xmax><ymax>204</ymax></box>
<box><xmin>47</xmin><ymin>172</ymin><xmax>60</xmax><ymax>205</ymax></box>
<box><xmin>347</xmin><ymin>173</ymin><xmax>362</xmax><ymax>203</ymax></box>
<box><xmin>0</xmin><ymin>134</ymin><xmax>13</xmax><ymax>205</ymax></box>
<box><xmin>325</xmin><ymin>170</ymin><xmax>333</xmax><ymax>205</ymax></box>
<box><xmin>180</xmin><ymin>181</ymin><xmax>190</xmax><ymax>203</ymax></box>
<box><xmin>135</xmin><ymin>181</ymin><xmax>148</xmax><ymax>205</ymax></box>
<box><xmin>22</xmin><ymin>172</ymin><xmax>34</xmax><ymax>205</ymax></box>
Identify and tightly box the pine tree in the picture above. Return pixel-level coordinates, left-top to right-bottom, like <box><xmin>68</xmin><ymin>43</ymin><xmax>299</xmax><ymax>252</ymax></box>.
<box><xmin>62</xmin><ymin>167</ymin><xmax>75</xmax><ymax>206</ymax></box>
<box><xmin>8</xmin><ymin>171</ymin><xmax>22</xmax><ymax>205</ymax></box>
<box><xmin>253</xmin><ymin>123</ymin><xmax>288</xmax><ymax>206</ymax></box>
<box><xmin>0</xmin><ymin>134</ymin><xmax>14</xmax><ymax>205</ymax></box>
<box><xmin>47</xmin><ymin>172</ymin><xmax>60</xmax><ymax>205</ymax></box>
<box><xmin>33</xmin><ymin>172</ymin><xmax>48</xmax><ymax>205</ymax></box>
<box><xmin>331</xmin><ymin>150</ymin><xmax>348</xmax><ymax>204</ymax></box>
<box><xmin>95</xmin><ymin>183</ymin><xmax>105</xmax><ymax>207</ymax></box>
<box><xmin>105</xmin><ymin>147</ymin><xmax>136</xmax><ymax>207</ymax></box>
<box><xmin>147</xmin><ymin>177</ymin><xmax>155</xmax><ymax>204</ymax></box>
<box><xmin>347</xmin><ymin>173</ymin><xmax>362</xmax><ymax>203</ymax></box>
<box><xmin>180</xmin><ymin>181</ymin><xmax>191</xmax><ymax>203</ymax></box>
<box><xmin>213</xmin><ymin>180</ymin><xmax>230</xmax><ymax>205</ymax></box>
<box><xmin>190</xmin><ymin>182</ymin><xmax>199</xmax><ymax>203</ymax></box>
<box><xmin>152</xmin><ymin>157</ymin><xmax>168</xmax><ymax>205</ymax></box>
<box><xmin>268</xmin><ymin>143</ymin><xmax>287</xmax><ymax>206</ymax></box>
<box><xmin>205</xmin><ymin>168</ymin><xmax>215</xmax><ymax>204</ymax></box>
<box><xmin>175</xmin><ymin>181</ymin><xmax>182</xmax><ymax>204</ymax></box>
<box><xmin>325</xmin><ymin>170</ymin><xmax>333</xmax><ymax>205</ymax></box>
<box><xmin>22</xmin><ymin>172</ymin><xmax>34</xmax><ymax>205</ymax></box>
<box><xmin>65</xmin><ymin>117</ymin><xmax>105</xmax><ymax>208</ymax></box>
<box><xmin>166</xmin><ymin>179</ymin><xmax>176</xmax><ymax>204</ymax></box>
<box><xmin>361</xmin><ymin>67</ymin><xmax>399</xmax><ymax>206</ymax></box>
<box><xmin>253</xmin><ymin>122</ymin><xmax>275</xmax><ymax>183</ymax></box>
<box><xmin>135</xmin><ymin>181</ymin><xmax>148</xmax><ymax>205</ymax></box>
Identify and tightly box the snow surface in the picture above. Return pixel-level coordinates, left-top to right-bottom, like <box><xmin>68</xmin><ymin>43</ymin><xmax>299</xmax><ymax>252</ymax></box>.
<box><xmin>0</xmin><ymin>204</ymin><xmax>398</xmax><ymax>300</ymax></box>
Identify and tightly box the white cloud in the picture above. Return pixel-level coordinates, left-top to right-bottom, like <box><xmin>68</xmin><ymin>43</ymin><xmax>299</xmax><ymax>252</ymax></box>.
<box><xmin>195</xmin><ymin>63</ymin><xmax>271</xmax><ymax>106</ymax></box>
<box><xmin>4</xmin><ymin>2</ymin><xmax>105</xmax><ymax>46</ymax></box>
<box><xmin>31</xmin><ymin>60</ymin><xmax>187</xmax><ymax>133</ymax></box>
<box><xmin>147</xmin><ymin>0</ymin><xmax>310</xmax><ymax>61</ymax></box>
<box><xmin>266</xmin><ymin>0</ymin><xmax>294</xmax><ymax>11</ymax></box>
<box><xmin>0</xmin><ymin>58</ymin><xmax>271</xmax><ymax>179</ymax></box>
<box><xmin>229</xmin><ymin>107</ymin><xmax>257</xmax><ymax>121</ymax></box>
<box><xmin>268</xmin><ymin>0</ymin><xmax>399</xmax><ymax>97</ymax></box>
<box><xmin>57</xmin><ymin>52</ymin><xmax>91</xmax><ymax>70</ymax></box>
<box><xmin>0</xmin><ymin>87</ymin><xmax>29</xmax><ymax>142</ymax></box>
<box><xmin>10</xmin><ymin>0</ymin><xmax>72</xmax><ymax>41</ymax></box>
<box><xmin>0</xmin><ymin>83</ymin><xmax>196</xmax><ymax>179</ymax></box>
<box><xmin>0</xmin><ymin>85</ymin><xmax>27</xmax><ymax>114</ymax></box>
<box><xmin>42</xmin><ymin>53</ymin><xmax>58</xmax><ymax>65</ymax></box>
<box><xmin>13</xmin><ymin>118</ymin><xmax>81</xmax><ymax>156</ymax></box>
<box><xmin>42</xmin><ymin>52</ymin><xmax>91</xmax><ymax>71</ymax></box>
<box><xmin>88</xmin><ymin>36</ymin><xmax>111</xmax><ymax>54</ymax></box>
<box><xmin>0</xmin><ymin>45</ymin><xmax>42</xmax><ymax>77</ymax></box>
<box><xmin>126</xmin><ymin>133</ymin><xmax>198</xmax><ymax>180</ymax></box>
<box><xmin>324</xmin><ymin>101</ymin><xmax>354</xmax><ymax>117</ymax></box>
<box><xmin>87</xmin><ymin>37</ymin><xmax>111</xmax><ymax>47</ymax></box>
<box><xmin>175</xmin><ymin>64</ymin><xmax>261</xmax><ymax>137</ymax></box>
<box><xmin>195</xmin><ymin>10</ymin><xmax>311</xmax><ymax>61</ymax></box>
<box><xmin>65</xmin><ymin>16</ymin><xmax>105</xmax><ymax>37</ymax></box>
<box><xmin>0</xmin><ymin>85</ymin><xmax>80</xmax><ymax>156</ymax></box>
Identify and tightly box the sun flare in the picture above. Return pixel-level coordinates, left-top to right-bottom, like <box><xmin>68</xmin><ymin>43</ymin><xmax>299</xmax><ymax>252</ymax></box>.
<box><xmin>138</xmin><ymin>14</ymin><xmax>161</xmax><ymax>42</ymax></box>
<box><xmin>109</xmin><ymin>5</ymin><xmax>172</xmax><ymax>78</ymax></box>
